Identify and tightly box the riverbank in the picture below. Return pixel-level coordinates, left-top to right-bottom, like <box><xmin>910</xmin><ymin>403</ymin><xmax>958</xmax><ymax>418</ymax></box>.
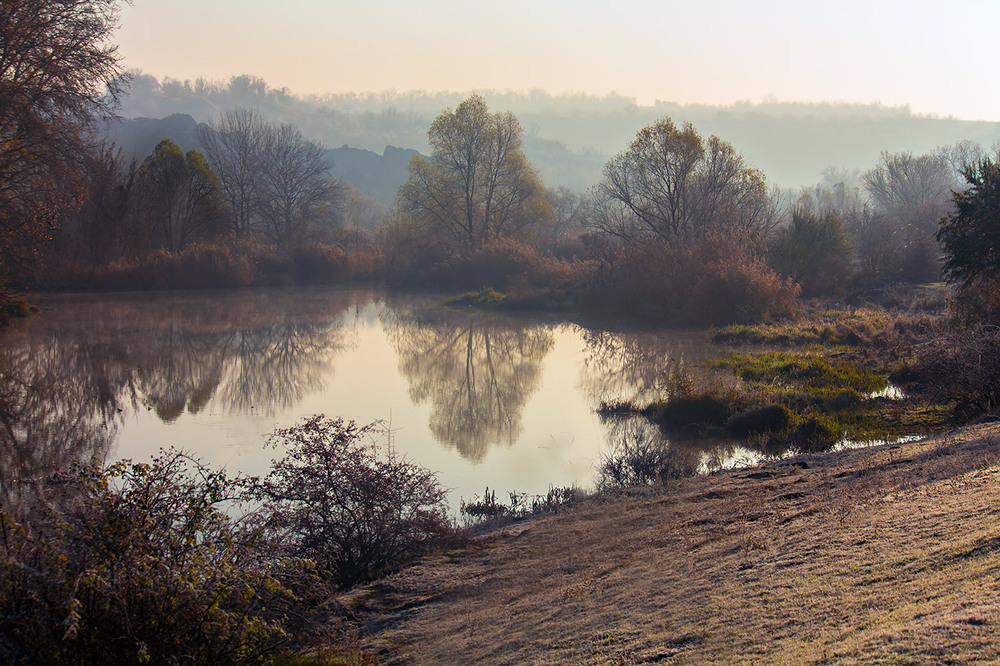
<box><xmin>339</xmin><ymin>421</ymin><xmax>1000</xmax><ymax>663</ymax></box>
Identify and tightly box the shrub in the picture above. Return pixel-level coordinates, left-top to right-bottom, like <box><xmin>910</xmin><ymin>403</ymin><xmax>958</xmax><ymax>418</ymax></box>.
<box><xmin>768</xmin><ymin>209</ymin><xmax>854</xmax><ymax>297</ymax></box>
<box><xmin>596</xmin><ymin>430</ymin><xmax>698</xmax><ymax>491</ymax></box>
<box><xmin>0</xmin><ymin>293</ymin><xmax>36</xmax><ymax>325</ymax></box>
<box><xmin>0</xmin><ymin>452</ymin><xmax>298</xmax><ymax>664</ymax></box>
<box><xmin>726</xmin><ymin>405</ymin><xmax>794</xmax><ymax>437</ymax></box>
<box><xmin>587</xmin><ymin>235</ymin><xmax>800</xmax><ymax>325</ymax></box>
<box><xmin>644</xmin><ymin>396</ymin><xmax>732</xmax><ymax>431</ymax></box>
<box><xmin>251</xmin><ymin>416</ymin><xmax>454</xmax><ymax>589</ymax></box>
<box><xmin>287</xmin><ymin>243</ymin><xmax>381</xmax><ymax>284</ymax></box>
<box><xmin>908</xmin><ymin>325</ymin><xmax>1000</xmax><ymax>422</ymax></box>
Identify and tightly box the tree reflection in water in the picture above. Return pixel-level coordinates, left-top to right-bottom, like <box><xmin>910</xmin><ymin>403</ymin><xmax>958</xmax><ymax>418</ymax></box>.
<box><xmin>0</xmin><ymin>332</ymin><xmax>123</xmax><ymax>503</ymax></box>
<box><xmin>385</xmin><ymin>307</ymin><xmax>554</xmax><ymax>462</ymax></box>
<box><xmin>0</xmin><ymin>290</ymin><xmax>374</xmax><ymax>499</ymax></box>
<box><xmin>579</xmin><ymin>328</ymin><xmax>717</xmax><ymax>405</ymax></box>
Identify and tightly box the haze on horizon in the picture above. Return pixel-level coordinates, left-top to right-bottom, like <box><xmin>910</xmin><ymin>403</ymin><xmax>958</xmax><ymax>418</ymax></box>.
<box><xmin>117</xmin><ymin>0</ymin><xmax>1000</xmax><ymax>122</ymax></box>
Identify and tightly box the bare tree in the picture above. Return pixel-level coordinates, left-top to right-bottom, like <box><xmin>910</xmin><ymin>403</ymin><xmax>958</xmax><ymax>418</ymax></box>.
<box><xmin>199</xmin><ymin>110</ymin><xmax>342</xmax><ymax>244</ymax></box>
<box><xmin>858</xmin><ymin>149</ymin><xmax>959</xmax><ymax>281</ymax></box>
<box><xmin>0</xmin><ymin>0</ymin><xmax>129</xmax><ymax>279</ymax></box>
<box><xmin>591</xmin><ymin>118</ymin><xmax>776</xmax><ymax>248</ymax></box>
<box><xmin>197</xmin><ymin>108</ymin><xmax>267</xmax><ymax>237</ymax></box>
<box><xmin>257</xmin><ymin>123</ymin><xmax>343</xmax><ymax>246</ymax></box>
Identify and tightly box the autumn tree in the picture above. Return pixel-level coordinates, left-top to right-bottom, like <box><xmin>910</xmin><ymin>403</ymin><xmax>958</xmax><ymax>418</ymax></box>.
<box><xmin>0</xmin><ymin>0</ymin><xmax>128</xmax><ymax>282</ymax></box>
<box><xmin>394</xmin><ymin>95</ymin><xmax>552</xmax><ymax>252</ymax></box>
<box><xmin>135</xmin><ymin>139</ymin><xmax>227</xmax><ymax>251</ymax></box>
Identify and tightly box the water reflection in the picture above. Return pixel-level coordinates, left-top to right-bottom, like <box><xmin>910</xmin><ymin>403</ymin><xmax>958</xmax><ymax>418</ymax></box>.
<box><xmin>385</xmin><ymin>306</ymin><xmax>554</xmax><ymax>462</ymax></box>
<box><xmin>599</xmin><ymin>414</ymin><xmax>751</xmax><ymax>479</ymax></box>
<box><xmin>578</xmin><ymin>328</ymin><xmax>715</xmax><ymax>404</ymax></box>
<box><xmin>0</xmin><ymin>290</ymin><xmax>375</xmax><ymax>496</ymax></box>
<box><xmin>1</xmin><ymin>288</ymin><xmax>784</xmax><ymax>507</ymax></box>
<box><xmin>135</xmin><ymin>304</ymin><xmax>356</xmax><ymax>420</ymax></box>
<box><xmin>0</xmin><ymin>333</ymin><xmax>123</xmax><ymax>502</ymax></box>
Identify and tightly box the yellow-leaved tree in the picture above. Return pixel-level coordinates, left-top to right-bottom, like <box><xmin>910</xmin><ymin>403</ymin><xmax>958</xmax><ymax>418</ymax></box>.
<box><xmin>392</xmin><ymin>95</ymin><xmax>553</xmax><ymax>253</ymax></box>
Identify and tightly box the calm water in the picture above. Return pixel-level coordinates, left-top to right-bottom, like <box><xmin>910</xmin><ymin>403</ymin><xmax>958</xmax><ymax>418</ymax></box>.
<box><xmin>1</xmin><ymin>288</ymin><xmax>749</xmax><ymax>508</ymax></box>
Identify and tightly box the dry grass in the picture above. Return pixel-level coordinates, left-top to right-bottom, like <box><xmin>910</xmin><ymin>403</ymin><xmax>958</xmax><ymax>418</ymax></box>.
<box><xmin>338</xmin><ymin>422</ymin><xmax>1000</xmax><ymax>664</ymax></box>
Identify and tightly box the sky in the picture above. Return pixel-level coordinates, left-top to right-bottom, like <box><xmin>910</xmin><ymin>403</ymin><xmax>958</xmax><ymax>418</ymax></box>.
<box><xmin>117</xmin><ymin>0</ymin><xmax>1000</xmax><ymax>121</ymax></box>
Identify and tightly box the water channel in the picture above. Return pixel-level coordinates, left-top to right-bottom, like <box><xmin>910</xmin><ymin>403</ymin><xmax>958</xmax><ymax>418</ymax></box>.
<box><xmin>1</xmin><ymin>287</ymin><xmax>759</xmax><ymax>509</ymax></box>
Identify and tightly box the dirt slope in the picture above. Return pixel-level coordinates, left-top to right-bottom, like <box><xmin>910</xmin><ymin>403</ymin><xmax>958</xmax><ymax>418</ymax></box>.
<box><xmin>340</xmin><ymin>423</ymin><xmax>1000</xmax><ymax>664</ymax></box>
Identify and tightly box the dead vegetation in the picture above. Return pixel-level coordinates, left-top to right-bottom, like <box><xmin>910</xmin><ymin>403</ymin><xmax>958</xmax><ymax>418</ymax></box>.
<box><xmin>338</xmin><ymin>422</ymin><xmax>1000</xmax><ymax>664</ymax></box>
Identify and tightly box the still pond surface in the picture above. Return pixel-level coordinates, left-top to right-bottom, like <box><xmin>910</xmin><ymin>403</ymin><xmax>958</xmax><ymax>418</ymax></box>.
<box><xmin>2</xmin><ymin>288</ymin><xmax>759</xmax><ymax>509</ymax></box>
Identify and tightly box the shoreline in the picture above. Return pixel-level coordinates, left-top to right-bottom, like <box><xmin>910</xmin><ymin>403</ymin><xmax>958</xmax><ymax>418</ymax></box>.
<box><xmin>340</xmin><ymin>422</ymin><xmax>1000</xmax><ymax>663</ymax></box>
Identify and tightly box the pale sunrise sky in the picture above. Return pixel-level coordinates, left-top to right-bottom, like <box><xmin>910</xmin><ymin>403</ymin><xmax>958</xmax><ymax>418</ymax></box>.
<box><xmin>117</xmin><ymin>0</ymin><xmax>1000</xmax><ymax>120</ymax></box>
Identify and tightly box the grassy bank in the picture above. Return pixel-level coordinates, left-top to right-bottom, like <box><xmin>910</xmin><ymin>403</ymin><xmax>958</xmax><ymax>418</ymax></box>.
<box><xmin>340</xmin><ymin>422</ymin><xmax>1000</xmax><ymax>663</ymax></box>
<box><xmin>595</xmin><ymin>306</ymin><xmax>954</xmax><ymax>458</ymax></box>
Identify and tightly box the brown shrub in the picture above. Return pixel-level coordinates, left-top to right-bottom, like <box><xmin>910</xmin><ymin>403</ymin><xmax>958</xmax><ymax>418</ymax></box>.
<box><xmin>588</xmin><ymin>236</ymin><xmax>800</xmax><ymax>325</ymax></box>
<box><xmin>383</xmin><ymin>235</ymin><xmax>596</xmax><ymax>296</ymax></box>
<box><xmin>908</xmin><ymin>325</ymin><xmax>1000</xmax><ymax>422</ymax></box>
<box><xmin>287</xmin><ymin>243</ymin><xmax>379</xmax><ymax>284</ymax></box>
<box><xmin>86</xmin><ymin>242</ymin><xmax>256</xmax><ymax>290</ymax></box>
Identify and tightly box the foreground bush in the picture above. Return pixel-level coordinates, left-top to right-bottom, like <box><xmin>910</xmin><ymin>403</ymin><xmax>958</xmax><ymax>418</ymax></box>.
<box><xmin>0</xmin><ymin>453</ymin><xmax>297</xmax><ymax>664</ymax></box>
<box><xmin>252</xmin><ymin>416</ymin><xmax>454</xmax><ymax>589</ymax></box>
<box><xmin>596</xmin><ymin>429</ymin><xmax>699</xmax><ymax>491</ymax></box>
<box><xmin>907</xmin><ymin>325</ymin><xmax>1000</xmax><ymax>422</ymax></box>
<box><xmin>0</xmin><ymin>417</ymin><xmax>454</xmax><ymax>663</ymax></box>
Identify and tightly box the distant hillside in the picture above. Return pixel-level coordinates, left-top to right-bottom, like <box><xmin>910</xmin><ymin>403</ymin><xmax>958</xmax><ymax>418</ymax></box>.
<box><xmin>115</xmin><ymin>73</ymin><xmax>1000</xmax><ymax>193</ymax></box>
<box><xmin>326</xmin><ymin>145</ymin><xmax>419</xmax><ymax>207</ymax></box>
<box><xmin>102</xmin><ymin>114</ymin><xmax>419</xmax><ymax>208</ymax></box>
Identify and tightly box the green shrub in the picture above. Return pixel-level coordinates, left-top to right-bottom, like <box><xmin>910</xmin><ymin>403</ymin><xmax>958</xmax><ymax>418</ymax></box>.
<box><xmin>768</xmin><ymin>209</ymin><xmax>854</xmax><ymax>297</ymax></box>
<box><xmin>643</xmin><ymin>396</ymin><xmax>732</xmax><ymax>431</ymax></box>
<box><xmin>726</xmin><ymin>405</ymin><xmax>794</xmax><ymax>437</ymax></box>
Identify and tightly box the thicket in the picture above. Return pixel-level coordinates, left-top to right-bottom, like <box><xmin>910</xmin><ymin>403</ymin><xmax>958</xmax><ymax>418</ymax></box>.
<box><xmin>0</xmin><ymin>417</ymin><xmax>453</xmax><ymax>664</ymax></box>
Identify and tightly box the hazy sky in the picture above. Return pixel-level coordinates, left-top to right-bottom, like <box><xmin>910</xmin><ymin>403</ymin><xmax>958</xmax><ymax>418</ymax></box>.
<box><xmin>118</xmin><ymin>0</ymin><xmax>1000</xmax><ymax>120</ymax></box>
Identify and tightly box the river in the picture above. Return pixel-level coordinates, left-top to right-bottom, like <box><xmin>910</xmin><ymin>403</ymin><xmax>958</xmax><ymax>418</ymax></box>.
<box><xmin>0</xmin><ymin>287</ymin><xmax>753</xmax><ymax>509</ymax></box>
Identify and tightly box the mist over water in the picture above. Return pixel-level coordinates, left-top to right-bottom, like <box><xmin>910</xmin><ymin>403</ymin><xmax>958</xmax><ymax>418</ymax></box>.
<box><xmin>0</xmin><ymin>288</ymin><xmax>749</xmax><ymax>509</ymax></box>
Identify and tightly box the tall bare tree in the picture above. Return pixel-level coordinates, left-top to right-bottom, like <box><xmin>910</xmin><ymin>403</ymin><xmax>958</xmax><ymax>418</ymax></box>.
<box><xmin>591</xmin><ymin>118</ymin><xmax>776</xmax><ymax>248</ymax></box>
<box><xmin>200</xmin><ymin>110</ymin><xmax>342</xmax><ymax>244</ymax></box>
<box><xmin>257</xmin><ymin>123</ymin><xmax>343</xmax><ymax>246</ymax></box>
<box><xmin>197</xmin><ymin>108</ymin><xmax>266</xmax><ymax>237</ymax></box>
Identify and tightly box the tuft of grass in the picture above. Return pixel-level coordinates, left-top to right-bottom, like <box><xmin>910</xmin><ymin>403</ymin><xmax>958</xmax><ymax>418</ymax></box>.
<box><xmin>445</xmin><ymin>287</ymin><xmax>507</xmax><ymax>308</ymax></box>
<box><xmin>460</xmin><ymin>486</ymin><xmax>581</xmax><ymax>526</ymax></box>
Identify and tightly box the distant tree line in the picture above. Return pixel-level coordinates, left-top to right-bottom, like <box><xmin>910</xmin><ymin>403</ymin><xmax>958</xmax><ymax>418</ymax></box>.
<box><xmin>5</xmin><ymin>0</ymin><xmax>1000</xmax><ymax>327</ymax></box>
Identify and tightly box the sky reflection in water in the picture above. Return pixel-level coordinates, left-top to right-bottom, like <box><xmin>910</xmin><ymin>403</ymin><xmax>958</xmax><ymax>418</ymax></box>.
<box><xmin>1</xmin><ymin>288</ymin><xmax>742</xmax><ymax>508</ymax></box>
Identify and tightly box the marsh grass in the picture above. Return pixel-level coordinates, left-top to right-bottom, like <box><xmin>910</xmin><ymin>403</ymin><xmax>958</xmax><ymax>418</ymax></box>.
<box><xmin>605</xmin><ymin>343</ymin><xmax>945</xmax><ymax>454</ymax></box>
<box><xmin>460</xmin><ymin>486</ymin><xmax>582</xmax><ymax>526</ymax></box>
<box><xmin>713</xmin><ymin>307</ymin><xmax>944</xmax><ymax>349</ymax></box>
